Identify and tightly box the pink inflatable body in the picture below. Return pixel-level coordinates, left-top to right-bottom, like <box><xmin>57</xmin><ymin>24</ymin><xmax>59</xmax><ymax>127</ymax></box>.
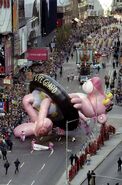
<box><xmin>14</xmin><ymin>76</ymin><xmax>113</xmax><ymax>138</ymax></box>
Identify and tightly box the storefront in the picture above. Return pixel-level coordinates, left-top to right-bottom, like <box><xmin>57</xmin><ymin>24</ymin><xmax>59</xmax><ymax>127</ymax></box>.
<box><xmin>0</xmin><ymin>0</ymin><xmax>12</xmax><ymax>81</ymax></box>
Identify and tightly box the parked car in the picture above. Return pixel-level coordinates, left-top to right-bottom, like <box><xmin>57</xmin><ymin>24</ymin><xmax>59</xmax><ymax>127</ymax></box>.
<box><xmin>79</xmin><ymin>75</ymin><xmax>90</xmax><ymax>85</ymax></box>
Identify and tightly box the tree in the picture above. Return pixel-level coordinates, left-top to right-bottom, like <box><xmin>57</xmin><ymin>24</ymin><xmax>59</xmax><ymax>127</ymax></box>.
<box><xmin>56</xmin><ymin>24</ymin><xmax>72</xmax><ymax>49</ymax></box>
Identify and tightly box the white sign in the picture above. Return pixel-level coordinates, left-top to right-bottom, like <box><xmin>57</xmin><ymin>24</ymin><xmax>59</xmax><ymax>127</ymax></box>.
<box><xmin>0</xmin><ymin>0</ymin><xmax>12</xmax><ymax>33</ymax></box>
<box><xmin>33</xmin><ymin>143</ymin><xmax>49</xmax><ymax>151</ymax></box>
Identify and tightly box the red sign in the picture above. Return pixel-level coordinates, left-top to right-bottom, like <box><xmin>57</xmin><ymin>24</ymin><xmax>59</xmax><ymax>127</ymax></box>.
<box><xmin>27</xmin><ymin>48</ymin><xmax>49</xmax><ymax>61</ymax></box>
<box><xmin>0</xmin><ymin>0</ymin><xmax>10</xmax><ymax>8</ymax></box>
<box><xmin>0</xmin><ymin>66</ymin><xmax>5</xmax><ymax>73</ymax></box>
<box><xmin>57</xmin><ymin>19</ymin><xmax>63</xmax><ymax>27</ymax></box>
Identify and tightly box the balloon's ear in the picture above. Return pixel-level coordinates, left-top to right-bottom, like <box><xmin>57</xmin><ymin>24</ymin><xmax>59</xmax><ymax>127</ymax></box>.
<box><xmin>82</xmin><ymin>80</ymin><xmax>94</xmax><ymax>94</ymax></box>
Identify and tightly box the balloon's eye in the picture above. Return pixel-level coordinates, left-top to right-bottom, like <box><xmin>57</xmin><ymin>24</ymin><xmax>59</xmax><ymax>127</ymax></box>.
<box><xmin>82</xmin><ymin>80</ymin><xmax>93</xmax><ymax>94</ymax></box>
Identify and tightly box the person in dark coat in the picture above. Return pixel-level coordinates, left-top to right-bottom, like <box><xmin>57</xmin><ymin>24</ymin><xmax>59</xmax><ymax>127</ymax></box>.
<box><xmin>87</xmin><ymin>170</ymin><xmax>91</xmax><ymax>185</ymax></box>
<box><xmin>117</xmin><ymin>157</ymin><xmax>122</xmax><ymax>171</ymax></box>
<box><xmin>91</xmin><ymin>170</ymin><xmax>96</xmax><ymax>185</ymax></box>
<box><xmin>14</xmin><ymin>158</ymin><xmax>20</xmax><ymax>174</ymax></box>
<box><xmin>69</xmin><ymin>154</ymin><xmax>74</xmax><ymax>166</ymax></box>
<box><xmin>1</xmin><ymin>148</ymin><xmax>7</xmax><ymax>160</ymax></box>
<box><xmin>4</xmin><ymin>160</ymin><xmax>10</xmax><ymax>175</ymax></box>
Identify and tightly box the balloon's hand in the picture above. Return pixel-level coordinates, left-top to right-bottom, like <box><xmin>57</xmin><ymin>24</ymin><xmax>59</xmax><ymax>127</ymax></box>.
<box><xmin>69</xmin><ymin>93</ymin><xmax>85</xmax><ymax>110</ymax></box>
<box><xmin>35</xmin><ymin>118</ymin><xmax>53</xmax><ymax>136</ymax></box>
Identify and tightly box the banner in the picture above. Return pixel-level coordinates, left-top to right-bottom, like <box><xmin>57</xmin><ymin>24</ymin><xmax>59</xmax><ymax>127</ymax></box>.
<box><xmin>0</xmin><ymin>0</ymin><xmax>12</xmax><ymax>33</ymax></box>
<box><xmin>24</xmin><ymin>0</ymin><xmax>41</xmax><ymax>40</ymax></box>
<box><xmin>19</xmin><ymin>26</ymin><xmax>27</xmax><ymax>55</ymax></box>
<box><xmin>27</xmin><ymin>48</ymin><xmax>49</xmax><ymax>61</ymax></box>
<box><xmin>5</xmin><ymin>39</ymin><xmax>12</xmax><ymax>74</ymax></box>
<box><xmin>13</xmin><ymin>0</ymin><xmax>19</xmax><ymax>32</ymax></box>
<box><xmin>41</xmin><ymin>0</ymin><xmax>57</xmax><ymax>36</ymax></box>
<box><xmin>0</xmin><ymin>47</ymin><xmax>5</xmax><ymax>76</ymax></box>
<box><xmin>33</xmin><ymin>143</ymin><xmax>49</xmax><ymax>151</ymax></box>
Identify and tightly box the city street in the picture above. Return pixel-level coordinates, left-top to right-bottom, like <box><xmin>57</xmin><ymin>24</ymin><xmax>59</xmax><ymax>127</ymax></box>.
<box><xmin>0</xmin><ymin>24</ymin><xmax>122</xmax><ymax>185</ymax></box>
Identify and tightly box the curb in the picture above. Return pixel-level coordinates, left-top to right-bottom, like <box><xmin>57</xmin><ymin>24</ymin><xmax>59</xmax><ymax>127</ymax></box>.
<box><xmin>79</xmin><ymin>134</ymin><xmax>122</xmax><ymax>185</ymax></box>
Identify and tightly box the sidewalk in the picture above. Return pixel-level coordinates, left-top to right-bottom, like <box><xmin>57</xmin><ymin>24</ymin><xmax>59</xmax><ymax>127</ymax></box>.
<box><xmin>56</xmin><ymin>130</ymin><xmax>122</xmax><ymax>185</ymax></box>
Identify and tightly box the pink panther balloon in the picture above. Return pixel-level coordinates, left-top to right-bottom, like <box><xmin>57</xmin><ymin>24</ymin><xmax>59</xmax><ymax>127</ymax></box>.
<box><xmin>14</xmin><ymin>76</ymin><xmax>113</xmax><ymax>138</ymax></box>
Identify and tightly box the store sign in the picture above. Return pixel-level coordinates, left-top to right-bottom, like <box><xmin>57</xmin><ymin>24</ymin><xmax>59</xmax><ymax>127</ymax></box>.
<box><xmin>0</xmin><ymin>102</ymin><xmax>4</xmax><ymax>113</ymax></box>
<box><xmin>27</xmin><ymin>48</ymin><xmax>49</xmax><ymax>61</ymax></box>
<box><xmin>0</xmin><ymin>0</ymin><xmax>10</xmax><ymax>8</ymax></box>
<box><xmin>0</xmin><ymin>66</ymin><xmax>5</xmax><ymax>74</ymax></box>
<box><xmin>0</xmin><ymin>50</ymin><xmax>5</xmax><ymax>76</ymax></box>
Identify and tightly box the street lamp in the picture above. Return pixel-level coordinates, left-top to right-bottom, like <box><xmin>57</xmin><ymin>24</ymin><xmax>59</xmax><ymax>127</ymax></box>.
<box><xmin>65</xmin><ymin>119</ymin><xmax>79</xmax><ymax>185</ymax></box>
<box><xmin>66</xmin><ymin>121</ymin><xmax>69</xmax><ymax>185</ymax></box>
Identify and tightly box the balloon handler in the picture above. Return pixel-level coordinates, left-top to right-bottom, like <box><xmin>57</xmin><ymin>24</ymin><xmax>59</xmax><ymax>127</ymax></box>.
<box><xmin>14</xmin><ymin>74</ymin><xmax>113</xmax><ymax>138</ymax></box>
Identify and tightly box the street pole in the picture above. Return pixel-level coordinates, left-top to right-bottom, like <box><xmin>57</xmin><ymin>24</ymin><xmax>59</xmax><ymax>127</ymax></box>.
<box><xmin>65</xmin><ymin>119</ymin><xmax>78</xmax><ymax>185</ymax></box>
<box><xmin>66</xmin><ymin>121</ymin><xmax>69</xmax><ymax>185</ymax></box>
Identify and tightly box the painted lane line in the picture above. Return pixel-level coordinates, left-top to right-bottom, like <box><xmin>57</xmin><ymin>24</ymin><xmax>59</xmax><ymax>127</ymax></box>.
<box><xmin>40</xmin><ymin>164</ymin><xmax>45</xmax><ymax>170</ymax></box>
<box><xmin>31</xmin><ymin>180</ymin><xmax>35</xmax><ymax>185</ymax></box>
<box><xmin>20</xmin><ymin>162</ymin><xmax>24</xmax><ymax>168</ymax></box>
<box><xmin>48</xmin><ymin>149</ymin><xmax>54</xmax><ymax>158</ymax></box>
<box><xmin>6</xmin><ymin>179</ymin><xmax>12</xmax><ymax>185</ymax></box>
<box><xmin>37</xmin><ymin>164</ymin><xmax>46</xmax><ymax>174</ymax></box>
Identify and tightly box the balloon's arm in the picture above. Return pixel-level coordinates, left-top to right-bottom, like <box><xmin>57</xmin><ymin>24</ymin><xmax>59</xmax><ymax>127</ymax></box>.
<box><xmin>22</xmin><ymin>94</ymin><xmax>38</xmax><ymax>122</ymax></box>
<box><xmin>35</xmin><ymin>98</ymin><xmax>53</xmax><ymax>136</ymax></box>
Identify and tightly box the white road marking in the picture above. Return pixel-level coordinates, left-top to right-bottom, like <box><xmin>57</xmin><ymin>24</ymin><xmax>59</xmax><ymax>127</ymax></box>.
<box><xmin>40</xmin><ymin>164</ymin><xmax>45</xmax><ymax>170</ymax></box>
<box><xmin>20</xmin><ymin>162</ymin><xmax>24</xmax><ymax>168</ymax></box>
<box><xmin>37</xmin><ymin>164</ymin><xmax>46</xmax><ymax>174</ymax></box>
<box><xmin>48</xmin><ymin>149</ymin><xmax>54</xmax><ymax>157</ymax></box>
<box><xmin>6</xmin><ymin>179</ymin><xmax>12</xmax><ymax>185</ymax></box>
<box><xmin>31</xmin><ymin>180</ymin><xmax>35</xmax><ymax>185</ymax></box>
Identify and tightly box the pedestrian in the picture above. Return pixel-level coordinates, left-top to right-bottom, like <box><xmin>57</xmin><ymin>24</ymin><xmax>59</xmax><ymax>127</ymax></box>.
<box><xmin>91</xmin><ymin>170</ymin><xmax>96</xmax><ymax>185</ymax></box>
<box><xmin>4</xmin><ymin>160</ymin><xmax>10</xmax><ymax>175</ymax></box>
<box><xmin>1</xmin><ymin>148</ymin><xmax>7</xmax><ymax>160</ymax></box>
<box><xmin>113</xmin><ymin>70</ymin><xmax>117</xmax><ymax>80</ymax></box>
<box><xmin>86</xmin><ymin>153</ymin><xmax>91</xmax><ymax>165</ymax></box>
<box><xmin>54</xmin><ymin>73</ymin><xmax>57</xmax><ymax>80</ymax></box>
<box><xmin>48</xmin><ymin>142</ymin><xmax>54</xmax><ymax>150</ymax></box>
<box><xmin>71</xmin><ymin>52</ymin><xmax>73</xmax><ymax>59</ymax></box>
<box><xmin>71</xmin><ymin>73</ymin><xmax>74</xmax><ymax>81</ymax></box>
<box><xmin>69</xmin><ymin>153</ymin><xmax>74</xmax><ymax>166</ymax></box>
<box><xmin>117</xmin><ymin>157</ymin><xmax>122</xmax><ymax>171</ymax></box>
<box><xmin>74</xmin><ymin>154</ymin><xmax>78</xmax><ymax>164</ymax></box>
<box><xmin>14</xmin><ymin>158</ymin><xmax>20</xmax><ymax>174</ymax></box>
<box><xmin>104</xmin><ymin>76</ymin><xmax>110</xmax><ymax>89</ymax></box>
<box><xmin>66</xmin><ymin>56</ymin><xmax>69</xmax><ymax>63</ymax></box>
<box><xmin>87</xmin><ymin>170</ymin><xmax>91</xmax><ymax>185</ymax></box>
<box><xmin>59</xmin><ymin>70</ymin><xmax>62</xmax><ymax>77</ymax></box>
<box><xmin>31</xmin><ymin>138</ymin><xmax>36</xmax><ymax>150</ymax></box>
<box><xmin>112</xmin><ymin>61</ymin><xmax>115</xmax><ymax>69</ymax></box>
<box><xmin>20</xmin><ymin>131</ymin><xmax>26</xmax><ymax>142</ymax></box>
<box><xmin>67</xmin><ymin>75</ymin><xmax>70</xmax><ymax>82</ymax></box>
<box><xmin>97</xmin><ymin>65</ymin><xmax>100</xmax><ymax>73</ymax></box>
<box><xmin>6</xmin><ymin>139</ymin><xmax>13</xmax><ymax>151</ymax></box>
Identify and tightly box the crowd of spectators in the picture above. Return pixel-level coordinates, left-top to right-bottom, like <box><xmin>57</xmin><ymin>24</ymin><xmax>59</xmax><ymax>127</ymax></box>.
<box><xmin>0</xmin><ymin>16</ymin><xmax>119</xmax><ymax>144</ymax></box>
